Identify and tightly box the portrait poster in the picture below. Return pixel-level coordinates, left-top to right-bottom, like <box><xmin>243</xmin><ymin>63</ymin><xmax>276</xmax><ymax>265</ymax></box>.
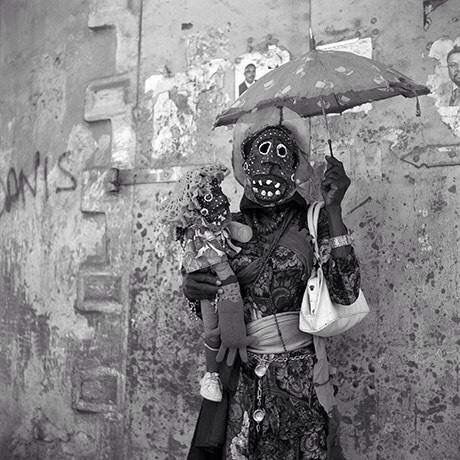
<box><xmin>427</xmin><ymin>37</ymin><xmax>460</xmax><ymax>137</ymax></box>
<box><xmin>234</xmin><ymin>44</ymin><xmax>290</xmax><ymax>99</ymax></box>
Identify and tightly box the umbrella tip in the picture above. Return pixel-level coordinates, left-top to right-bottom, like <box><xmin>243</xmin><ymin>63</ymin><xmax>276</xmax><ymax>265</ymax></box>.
<box><xmin>309</xmin><ymin>28</ymin><xmax>316</xmax><ymax>51</ymax></box>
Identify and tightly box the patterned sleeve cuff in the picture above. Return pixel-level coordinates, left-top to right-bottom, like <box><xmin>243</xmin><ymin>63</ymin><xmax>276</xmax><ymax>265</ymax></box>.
<box><xmin>187</xmin><ymin>299</ymin><xmax>202</xmax><ymax>320</ymax></box>
<box><xmin>322</xmin><ymin>249</ymin><xmax>361</xmax><ymax>305</ymax></box>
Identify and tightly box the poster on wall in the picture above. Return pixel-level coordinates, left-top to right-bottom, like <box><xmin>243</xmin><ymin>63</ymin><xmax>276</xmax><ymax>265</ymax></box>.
<box><xmin>317</xmin><ymin>37</ymin><xmax>373</xmax><ymax>113</ymax></box>
<box><xmin>317</xmin><ymin>36</ymin><xmax>373</xmax><ymax>58</ymax></box>
<box><xmin>427</xmin><ymin>37</ymin><xmax>460</xmax><ymax>137</ymax></box>
<box><xmin>423</xmin><ymin>0</ymin><xmax>450</xmax><ymax>30</ymax></box>
<box><xmin>234</xmin><ymin>44</ymin><xmax>290</xmax><ymax>98</ymax></box>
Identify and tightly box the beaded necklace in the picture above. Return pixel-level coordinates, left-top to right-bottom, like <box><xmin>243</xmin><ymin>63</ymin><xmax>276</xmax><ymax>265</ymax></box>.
<box><xmin>248</xmin><ymin>208</ymin><xmax>288</xmax><ymax>237</ymax></box>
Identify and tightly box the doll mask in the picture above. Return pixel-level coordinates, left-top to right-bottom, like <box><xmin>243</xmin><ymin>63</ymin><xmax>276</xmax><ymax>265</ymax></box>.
<box><xmin>242</xmin><ymin>126</ymin><xmax>298</xmax><ymax>206</ymax></box>
<box><xmin>196</xmin><ymin>179</ymin><xmax>231</xmax><ymax>231</ymax></box>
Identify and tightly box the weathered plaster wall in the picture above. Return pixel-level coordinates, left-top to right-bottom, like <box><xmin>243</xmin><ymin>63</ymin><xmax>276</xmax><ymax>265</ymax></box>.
<box><xmin>0</xmin><ymin>0</ymin><xmax>138</xmax><ymax>458</ymax></box>
<box><xmin>129</xmin><ymin>1</ymin><xmax>460</xmax><ymax>459</ymax></box>
<box><xmin>311</xmin><ymin>2</ymin><xmax>460</xmax><ymax>458</ymax></box>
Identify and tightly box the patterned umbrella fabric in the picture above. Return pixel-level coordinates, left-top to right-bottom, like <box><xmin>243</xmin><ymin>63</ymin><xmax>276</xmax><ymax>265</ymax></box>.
<box><xmin>215</xmin><ymin>49</ymin><xmax>430</xmax><ymax>127</ymax></box>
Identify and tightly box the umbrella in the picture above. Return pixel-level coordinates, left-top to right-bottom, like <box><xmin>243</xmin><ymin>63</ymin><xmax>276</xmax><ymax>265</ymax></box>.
<box><xmin>215</xmin><ymin>44</ymin><xmax>430</xmax><ymax>155</ymax></box>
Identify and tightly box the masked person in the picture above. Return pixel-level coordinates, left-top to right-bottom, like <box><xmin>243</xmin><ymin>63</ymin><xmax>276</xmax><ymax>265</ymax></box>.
<box><xmin>184</xmin><ymin>107</ymin><xmax>361</xmax><ymax>460</ymax></box>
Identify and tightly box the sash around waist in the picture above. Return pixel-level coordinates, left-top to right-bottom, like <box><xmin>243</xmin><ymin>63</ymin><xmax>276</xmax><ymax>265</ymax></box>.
<box><xmin>247</xmin><ymin>311</ymin><xmax>313</xmax><ymax>354</ymax></box>
<box><xmin>245</xmin><ymin>310</ymin><xmax>336</xmax><ymax>415</ymax></box>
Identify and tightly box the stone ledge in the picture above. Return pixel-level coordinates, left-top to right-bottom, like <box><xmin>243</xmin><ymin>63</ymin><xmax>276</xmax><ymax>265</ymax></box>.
<box><xmin>72</xmin><ymin>367</ymin><xmax>125</xmax><ymax>413</ymax></box>
<box><xmin>84</xmin><ymin>75</ymin><xmax>131</xmax><ymax>122</ymax></box>
<box><xmin>76</xmin><ymin>272</ymin><xmax>123</xmax><ymax>313</ymax></box>
<box><xmin>88</xmin><ymin>3</ymin><xmax>138</xmax><ymax>74</ymax></box>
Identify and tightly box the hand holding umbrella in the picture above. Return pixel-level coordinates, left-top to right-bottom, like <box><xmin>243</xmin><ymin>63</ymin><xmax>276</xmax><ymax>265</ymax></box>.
<box><xmin>321</xmin><ymin>156</ymin><xmax>351</xmax><ymax>208</ymax></box>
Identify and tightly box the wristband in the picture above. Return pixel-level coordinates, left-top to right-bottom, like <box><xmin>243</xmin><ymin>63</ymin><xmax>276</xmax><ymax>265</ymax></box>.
<box><xmin>329</xmin><ymin>234</ymin><xmax>353</xmax><ymax>249</ymax></box>
<box><xmin>187</xmin><ymin>299</ymin><xmax>200</xmax><ymax>319</ymax></box>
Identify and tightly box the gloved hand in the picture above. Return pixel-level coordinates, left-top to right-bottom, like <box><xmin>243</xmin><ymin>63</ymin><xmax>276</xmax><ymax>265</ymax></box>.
<box><xmin>207</xmin><ymin>298</ymin><xmax>255</xmax><ymax>366</ymax></box>
<box><xmin>181</xmin><ymin>267</ymin><xmax>222</xmax><ymax>301</ymax></box>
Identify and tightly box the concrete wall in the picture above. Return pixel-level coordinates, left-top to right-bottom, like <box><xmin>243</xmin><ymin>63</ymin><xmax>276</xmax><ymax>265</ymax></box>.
<box><xmin>0</xmin><ymin>0</ymin><xmax>137</xmax><ymax>458</ymax></box>
<box><xmin>0</xmin><ymin>0</ymin><xmax>459</xmax><ymax>459</ymax></box>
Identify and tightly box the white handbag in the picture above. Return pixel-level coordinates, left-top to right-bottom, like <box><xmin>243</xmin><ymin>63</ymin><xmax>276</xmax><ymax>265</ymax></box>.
<box><xmin>299</xmin><ymin>201</ymin><xmax>369</xmax><ymax>337</ymax></box>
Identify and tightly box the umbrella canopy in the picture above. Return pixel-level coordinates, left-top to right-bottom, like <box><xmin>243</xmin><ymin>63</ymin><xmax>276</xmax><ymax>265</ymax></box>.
<box><xmin>215</xmin><ymin>49</ymin><xmax>430</xmax><ymax>127</ymax></box>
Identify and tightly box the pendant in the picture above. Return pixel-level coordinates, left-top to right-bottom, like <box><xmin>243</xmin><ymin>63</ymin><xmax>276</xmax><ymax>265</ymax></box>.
<box><xmin>252</xmin><ymin>409</ymin><xmax>265</xmax><ymax>423</ymax></box>
<box><xmin>254</xmin><ymin>363</ymin><xmax>268</xmax><ymax>378</ymax></box>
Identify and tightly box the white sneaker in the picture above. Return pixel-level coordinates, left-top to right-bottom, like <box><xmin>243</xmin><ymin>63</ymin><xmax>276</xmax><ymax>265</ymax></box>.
<box><xmin>200</xmin><ymin>372</ymin><xmax>223</xmax><ymax>402</ymax></box>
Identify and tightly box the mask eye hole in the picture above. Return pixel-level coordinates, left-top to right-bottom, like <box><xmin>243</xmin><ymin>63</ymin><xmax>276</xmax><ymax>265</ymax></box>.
<box><xmin>201</xmin><ymin>208</ymin><xmax>209</xmax><ymax>216</ymax></box>
<box><xmin>277</xmin><ymin>144</ymin><xmax>287</xmax><ymax>158</ymax></box>
<box><xmin>203</xmin><ymin>193</ymin><xmax>213</xmax><ymax>202</ymax></box>
<box><xmin>259</xmin><ymin>141</ymin><xmax>271</xmax><ymax>155</ymax></box>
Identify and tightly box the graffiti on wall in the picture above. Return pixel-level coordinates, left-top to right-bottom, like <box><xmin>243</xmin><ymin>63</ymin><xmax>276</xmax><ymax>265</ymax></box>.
<box><xmin>427</xmin><ymin>36</ymin><xmax>460</xmax><ymax>136</ymax></box>
<box><xmin>0</xmin><ymin>151</ymin><xmax>77</xmax><ymax>218</ymax></box>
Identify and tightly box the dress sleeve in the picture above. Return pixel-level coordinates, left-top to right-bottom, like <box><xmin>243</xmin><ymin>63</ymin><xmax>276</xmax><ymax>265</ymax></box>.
<box><xmin>316</xmin><ymin>207</ymin><xmax>361</xmax><ymax>305</ymax></box>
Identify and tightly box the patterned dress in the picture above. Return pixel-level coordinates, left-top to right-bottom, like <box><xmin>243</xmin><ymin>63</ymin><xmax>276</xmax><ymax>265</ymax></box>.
<box><xmin>224</xmin><ymin>197</ymin><xmax>360</xmax><ymax>460</ymax></box>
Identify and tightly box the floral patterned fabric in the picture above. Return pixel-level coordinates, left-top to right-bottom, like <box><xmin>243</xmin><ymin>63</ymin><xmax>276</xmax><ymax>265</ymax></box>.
<box><xmin>223</xmin><ymin>198</ymin><xmax>360</xmax><ymax>459</ymax></box>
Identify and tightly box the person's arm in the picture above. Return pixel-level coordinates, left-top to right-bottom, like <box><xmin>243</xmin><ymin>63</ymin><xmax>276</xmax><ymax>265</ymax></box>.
<box><xmin>317</xmin><ymin>208</ymin><xmax>361</xmax><ymax>305</ymax></box>
<box><xmin>318</xmin><ymin>156</ymin><xmax>361</xmax><ymax>304</ymax></box>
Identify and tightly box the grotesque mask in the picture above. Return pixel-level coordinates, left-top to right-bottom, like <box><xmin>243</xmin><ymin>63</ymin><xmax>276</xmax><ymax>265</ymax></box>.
<box><xmin>242</xmin><ymin>126</ymin><xmax>298</xmax><ymax>206</ymax></box>
<box><xmin>196</xmin><ymin>178</ymin><xmax>231</xmax><ymax>231</ymax></box>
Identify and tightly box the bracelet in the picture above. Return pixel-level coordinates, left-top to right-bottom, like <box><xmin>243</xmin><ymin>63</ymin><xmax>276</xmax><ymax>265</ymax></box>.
<box><xmin>329</xmin><ymin>234</ymin><xmax>353</xmax><ymax>249</ymax></box>
<box><xmin>187</xmin><ymin>299</ymin><xmax>200</xmax><ymax>318</ymax></box>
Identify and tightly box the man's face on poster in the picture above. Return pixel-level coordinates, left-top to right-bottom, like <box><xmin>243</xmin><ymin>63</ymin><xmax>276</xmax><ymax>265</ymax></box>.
<box><xmin>447</xmin><ymin>51</ymin><xmax>460</xmax><ymax>87</ymax></box>
<box><xmin>244</xmin><ymin>65</ymin><xmax>256</xmax><ymax>84</ymax></box>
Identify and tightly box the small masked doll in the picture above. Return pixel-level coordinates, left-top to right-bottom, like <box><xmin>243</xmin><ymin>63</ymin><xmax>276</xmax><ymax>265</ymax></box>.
<box><xmin>160</xmin><ymin>164</ymin><xmax>253</xmax><ymax>402</ymax></box>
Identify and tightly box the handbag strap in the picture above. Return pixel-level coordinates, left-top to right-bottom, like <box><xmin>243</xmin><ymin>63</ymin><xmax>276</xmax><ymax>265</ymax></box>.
<box><xmin>307</xmin><ymin>201</ymin><xmax>324</xmax><ymax>259</ymax></box>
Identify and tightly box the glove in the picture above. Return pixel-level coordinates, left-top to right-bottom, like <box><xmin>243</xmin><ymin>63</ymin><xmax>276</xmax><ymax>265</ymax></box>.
<box><xmin>207</xmin><ymin>298</ymin><xmax>255</xmax><ymax>366</ymax></box>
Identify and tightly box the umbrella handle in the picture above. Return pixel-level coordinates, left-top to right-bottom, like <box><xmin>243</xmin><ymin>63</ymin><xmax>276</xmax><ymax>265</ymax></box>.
<box><xmin>320</xmin><ymin>99</ymin><xmax>335</xmax><ymax>158</ymax></box>
<box><xmin>327</xmin><ymin>139</ymin><xmax>335</xmax><ymax>158</ymax></box>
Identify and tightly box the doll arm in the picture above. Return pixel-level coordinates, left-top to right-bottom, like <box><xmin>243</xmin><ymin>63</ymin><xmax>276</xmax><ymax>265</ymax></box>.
<box><xmin>225</xmin><ymin>221</ymin><xmax>253</xmax><ymax>243</ymax></box>
<box><xmin>206</xmin><ymin>260</ymin><xmax>255</xmax><ymax>366</ymax></box>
